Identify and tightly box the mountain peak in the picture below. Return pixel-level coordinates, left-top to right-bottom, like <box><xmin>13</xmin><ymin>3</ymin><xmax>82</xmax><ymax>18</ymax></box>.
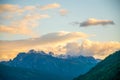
<box><xmin>28</xmin><ymin>49</ymin><xmax>36</xmax><ymax>54</ymax></box>
<box><xmin>1</xmin><ymin>49</ymin><xmax>99</xmax><ymax>80</ymax></box>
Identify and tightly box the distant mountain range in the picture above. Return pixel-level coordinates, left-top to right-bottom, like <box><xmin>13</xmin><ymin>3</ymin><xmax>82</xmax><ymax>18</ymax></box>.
<box><xmin>74</xmin><ymin>50</ymin><xmax>120</xmax><ymax>80</ymax></box>
<box><xmin>0</xmin><ymin>49</ymin><xmax>98</xmax><ymax>80</ymax></box>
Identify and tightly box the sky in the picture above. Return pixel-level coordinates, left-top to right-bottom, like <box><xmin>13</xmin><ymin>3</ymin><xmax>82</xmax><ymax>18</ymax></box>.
<box><xmin>0</xmin><ymin>0</ymin><xmax>120</xmax><ymax>61</ymax></box>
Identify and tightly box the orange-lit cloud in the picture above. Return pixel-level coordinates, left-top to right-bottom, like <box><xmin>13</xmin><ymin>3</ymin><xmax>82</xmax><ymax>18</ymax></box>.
<box><xmin>0</xmin><ymin>4</ymin><xmax>37</xmax><ymax>14</ymax></box>
<box><xmin>65</xmin><ymin>40</ymin><xmax>120</xmax><ymax>59</ymax></box>
<box><xmin>59</xmin><ymin>9</ymin><xmax>68</xmax><ymax>16</ymax></box>
<box><xmin>0</xmin><ymin>3</ymin><xmax>64</xmax><ymax>37</ymax></box>
<box><xmin>23</xmin><ymin>6</ymin><xmax>36</xmax><ymax>11</ymax></box>
<box><xmin>40</xmin><ymin>3</ymin><xmax>60</xmax><ymax>10</ymax></box>
<box><xmin>0</xmin><ymin>3</ymin><xmax>61</xmax><ymax>13</ymax></box>
<box><xmin>0</xmin><ymin>31</ymin><xmax>89</xmax><ymax>61</ymax></box>
<box><xmin>0</xmin><ymin>4</ymin><xmax>23</xmax><ymax>13</ymax></box>
<box><xmin>0</xmin><ymin>14</ymin><xmax>50</xmax><ymax>36</ymax></box>
<box><xmin>80</xmin><ymin>18</ymin><xmax>115</xmax><ymax>26</ymax></box>
<box><xmin>0</xmin><ymin>25</ymin><xmax>34</xmax><ymax>36</ymax></box>
<box><xmin>72</xmin><ymin>18</ymin><xmax>115</xmax><ymax>27</ymax></box>
<box><xmin>0</xmin><ymin>4</ymin><xmax>50</xmax><ymax>36</ymax></box>
<box><xmin>0</xmin><ymin>33</ymin><xmax>120</xmax><ymax>60</ymax></box>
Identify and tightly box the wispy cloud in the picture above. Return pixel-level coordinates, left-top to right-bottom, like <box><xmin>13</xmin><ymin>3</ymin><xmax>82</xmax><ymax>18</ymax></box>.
<box><xmin>40</xmin><ymin>3</ymin><xmax>60</xmax><ymax>10</ymax></box>
<box><xmin>0</xmin><ymin>4</ymin><xmax>23</xmax><ymax>13</ymax></box>
<box><xmin>0</xmin><ymin>4</ymin><xmax>37</xmax><ymax>14</ymax></box>
<box><xmin>23</xmin><ymin>6</ymin><xmax>36</xmax><ymax>11</ymax></box>
<box><xmin>0</xmin><ymin>25</ymin><xmax>35</xmax><ymax>36</ymax></box>
<box><xmin>0</xmin><ymin>4</ymin><xmax>52</xmax><ymax>36</ymax></box>
<box><xmin>0</xmin><ymin>3</ymin><xmax>61</xmax><ymax>13</ymax></box>
<box><xmin>0</xmin><ymin>14</ymin><xmax>50</xmax><ymax>36</ymax></box>
<box><xmin>59</xmin><ymin>9</ymin><xmax>68</xmax><ymax>16</ymax></box>
<box><xmin>0</xmin><ymin>3</ymin><xmax>65</xmax><ymax>36</ymax></box>
<box><xmin>72</xmin><ymin>18</ymin><xmax>115</xmax><ymax>27</ymax></box>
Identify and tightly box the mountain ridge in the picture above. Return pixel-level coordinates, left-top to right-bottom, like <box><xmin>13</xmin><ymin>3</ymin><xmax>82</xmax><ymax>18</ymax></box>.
<box><xmin>1</xmin><ymin>49</ymin><xmax>98</xmax><ymax>80</ymax></box>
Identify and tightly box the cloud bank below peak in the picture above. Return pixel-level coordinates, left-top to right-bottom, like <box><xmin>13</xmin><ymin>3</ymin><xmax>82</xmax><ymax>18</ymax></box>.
<box><xmin>66</xmin><ymin>40</ymin><xmax>120</xmax><ymax>59</ymax></box>
<box><xmin>0</xmin><ymin>31</ymin><xmax>89</xmax><ymax>60</ymax></box>
<box><xmin>0</xmin><ymin>31</ymin><xmax>120</xmax><ymax>61</ymax></box>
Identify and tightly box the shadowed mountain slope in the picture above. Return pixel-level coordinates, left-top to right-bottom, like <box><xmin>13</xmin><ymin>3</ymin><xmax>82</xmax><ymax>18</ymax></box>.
<box><xmin>74</xmin><ymin>50</ymin><xmax>120</xmax><ymax>80</ymax></box>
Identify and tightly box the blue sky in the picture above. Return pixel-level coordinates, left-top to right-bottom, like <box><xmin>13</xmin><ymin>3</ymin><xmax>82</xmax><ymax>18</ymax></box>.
<box><xmin>0</xmin><ymin>0</ymin><xmax>120</xmax><ymax>41</ymax></box>
<box><xmin>0</xmin><ymin>0</ymin><xmax>120</xmax><ymax>60</ymax></box>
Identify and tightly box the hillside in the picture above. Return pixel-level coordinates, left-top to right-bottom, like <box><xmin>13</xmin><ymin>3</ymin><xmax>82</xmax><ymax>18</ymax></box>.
<box><xmin>74</xmin><ymin>50</ymin><xmax>120</xmax><ymax>80</ymax></box>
